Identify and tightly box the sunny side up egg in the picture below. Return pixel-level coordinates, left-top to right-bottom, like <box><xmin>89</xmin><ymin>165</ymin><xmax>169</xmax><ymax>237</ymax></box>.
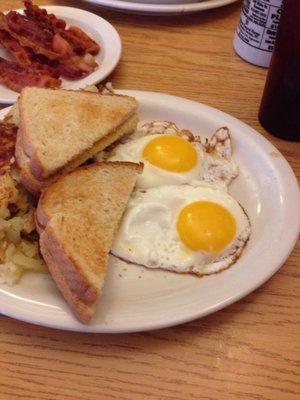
<box><xmin>107</xmin><ymin>127</ymin><xmax>238</xmax><ymax>190</ymax></box>
<box><xmin>111</xmin><ymin>185</ymin><xmax>251</xmax><ymax>276</ymax></box>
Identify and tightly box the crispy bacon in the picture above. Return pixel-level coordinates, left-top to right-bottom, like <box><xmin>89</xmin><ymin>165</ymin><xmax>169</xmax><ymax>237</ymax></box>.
<box><xmin>58</xmin><ymin>54</ymin><xmax>98</xmax><ymax>80</ymax></box>
<box><xmin>24</xmin><ymin>1</ymin><xmax>100</xmax><ymax>56</ymax></box>
<box><xmin>0</xmin><ymin>2</ymin><xmax>100</xmax><ymax>92</ymax></box>
<box><xmin>0</xmin><ymin>31</ymin><xmax>61</xmax><ymax>77</ymax></box>
<box><xmin>0</xmin><ymin>28</ymin><xmax>77</xmax><ymax>79</ymax></box>
<box><xmin>0</xmin><ymin>29</ymin><xmax>34</xmax><ymax>66</ymax></box>
<box><xmin>59</xmin><ymin>27</ymin><xmax>100</xmax><ymax>56</ymax></box>
<box><xmin>0</xmin><ymin>11</ymin><xmax>59</xmax><ymax>60</ymax></box>
<box><xmin>24</xmin><ymin>0</ymin><xmax>66</xmax><ymax>31</ymax></box>
<box><xmin>0</xmin><ymin>57</ymin><xmax>61</xmax><ymax>92</ymax></box>
<box><xmin>52</xmin><ymin>33</ymin><xmax>72</xmax><ymax>58</ymax></box>
<box><xmin>0</xmin><ymin>34</ymin><xmax>94</xmax><ymax>82</ymax></box>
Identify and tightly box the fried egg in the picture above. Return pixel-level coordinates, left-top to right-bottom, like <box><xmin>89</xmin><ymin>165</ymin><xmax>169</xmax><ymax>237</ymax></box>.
<box><xmin>107</xmin><ymin>123</ymin><xmax>238</xmax><ymax>190</ymax></box>
<box><xmin>112</xmin><ymin>184</ymin><xmax>250</xmax><ymax>275</ymax></box>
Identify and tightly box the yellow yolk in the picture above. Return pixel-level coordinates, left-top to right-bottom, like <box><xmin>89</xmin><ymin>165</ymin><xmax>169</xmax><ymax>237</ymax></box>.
<box><xmin>177</xmin><ymin>201</ymin><xmax>236</xmax><ymax>253</ymax></box>
<box><xmin>142</xmin><ymin>135</ymin><xmax>198</xmax><ymax>172</ymax></box>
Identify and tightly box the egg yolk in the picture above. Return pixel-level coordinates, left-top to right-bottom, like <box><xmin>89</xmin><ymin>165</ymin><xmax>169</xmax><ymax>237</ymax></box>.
<box><xmin>177</xmin><ymin>201</ymin><xmax>236</xmax><ymax>253</ymax></box>
<box><xmin>142</xmin><ymin>135</ymin><xmax>198</xmax><ymax>172</ymax></box>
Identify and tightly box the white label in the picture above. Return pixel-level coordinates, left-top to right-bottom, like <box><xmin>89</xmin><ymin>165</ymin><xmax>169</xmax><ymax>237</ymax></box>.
<box><xmin>237</xmin><ymin>0</ymin><xmax>282</xmax><ymax>53</ymax></box>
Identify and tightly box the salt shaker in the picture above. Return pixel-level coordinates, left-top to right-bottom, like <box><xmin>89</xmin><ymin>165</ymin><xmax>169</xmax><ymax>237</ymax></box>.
<box><xmin>233</xmin><ymin>0</ymin><xmax>283</xmax><ymax>67</ymax></box>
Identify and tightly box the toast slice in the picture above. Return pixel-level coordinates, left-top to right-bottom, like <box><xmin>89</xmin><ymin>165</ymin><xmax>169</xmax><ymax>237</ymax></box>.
<box><xmin>36</xmin><ymin>162</ymin><xmax>142</xmax><ymax>323</ymax></box>
<box><xmin>18</xmin><ymin>87</ymin><xmax>139</xmax><ymax>181</ymax></box>
<box><xmin>15</xmin><ymin>112</ymin><xmax>139</xmax><ymax>196</ymax></box>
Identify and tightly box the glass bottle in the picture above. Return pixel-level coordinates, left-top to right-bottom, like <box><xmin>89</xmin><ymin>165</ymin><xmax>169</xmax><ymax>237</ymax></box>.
<box><xmin>258</xmin><ymin>0</ymin><xmax>300</xmax><ymax>141</ymax></box>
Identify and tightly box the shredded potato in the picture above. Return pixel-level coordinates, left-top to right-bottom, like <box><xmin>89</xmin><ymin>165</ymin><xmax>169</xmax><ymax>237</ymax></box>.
<box><xmin>0</xmin><ymin>168</ymin><xmax>47</xmax><ymax>285</ymax></box>
<box><xmin>0</xmin><ymin>232</ymin><xmax>47</xmax><ymax>286</ymax></box>
<box><xmin>0</xmin><ymin>261</ymin><xmax>23</xmax><ymax>285</ymax></box>
<box><xmin>10</xmin><ymin>252</ymin><xmax>46</xmax><ymax>272</ymax></box>
<box><xmin>19</xmin><ymin>240</ymin><xmax>39</xmax><ymax>257</ymax></box>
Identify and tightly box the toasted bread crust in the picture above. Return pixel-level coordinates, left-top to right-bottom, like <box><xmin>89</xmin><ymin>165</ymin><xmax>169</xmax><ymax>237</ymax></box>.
<box><xmin>28</xmin><ymin>149</ymin><xmax>45</xmax><ymax>180</ymax></box>
<box><xmin>40</xmin><ymin>228</ymin><xmax>95</xmax><ymax>323</ymax></box>
<box><xmin>15</xmin><ymin>130</ymin><xmax>45</xmax><ymax>195</ymax></box>
<box><xmin>20</xmin><ymin>165</ymin><xmax>44</xmax><ymax>195</ymax></box>
<box><xmin>41</xmin><ymin>220</ymin><xmax>99</xmax><ymax>303</ymax></box>
<box><xmin>18</xmin><ymin>94</ymin><xmax>33</xmax><ymax>159</ymax></box>
<box><xmin>15</xmin><ymin>129</ymin><xmax>28</xmax><ymax>168</ymax></box>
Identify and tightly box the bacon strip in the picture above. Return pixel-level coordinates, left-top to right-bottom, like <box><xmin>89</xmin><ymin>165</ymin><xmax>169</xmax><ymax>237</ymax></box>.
<box><xmin>0</xmin><ymin>29</ymin><xmax>34</xmax><ymax>66</ymax></box>
<box><xmin>24</xmin><ymin>0</ymin><xmax>66</xmax><ymax>31</ymax></box>
<box><xmin>0</xmin><ymin>30</ymin><xmax>60</xmax><ymax>77</ymax></box>
<box><xmin>0</xmin><ymin>28</ymin><xmax>94</xmax><ymax>81</ymax></box>
<box><xmin>0</xmin><ymin>57</ymin><xmax>61</xmax><ymax>93</ymax></box>
<box><xmin>24</xmin><ymin>0</ymin><xmax>100</xmax><ymax>56</ymax></box>
<box><xmin>59</xmin><ymin>27</ymin><xmax>100</xmax><ymax>57</ymax></box>
<box><xmin>58</xmin><ymin>54</ymin><xmax>99</xmax><ymax>80</ymax></box>
<box><xmin>0</xmin><ymin>11</ymin><xmax>59</xmax><ymax>60</ymax></box>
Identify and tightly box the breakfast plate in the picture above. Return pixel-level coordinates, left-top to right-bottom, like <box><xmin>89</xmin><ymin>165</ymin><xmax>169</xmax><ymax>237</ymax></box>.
<box><xmin>0</xmin><ymin>90</ymin><xmax>299</xmax><ymax>333</ymax></box>
<box><xmin>83</xmin><ymin>0</ymin><xmax>239</xmax><ymax>16</ymax></box>
<box><xmin>0</xmin><ymin>6</ymin><xmax>122</xmax><ymax>104</ymax></box>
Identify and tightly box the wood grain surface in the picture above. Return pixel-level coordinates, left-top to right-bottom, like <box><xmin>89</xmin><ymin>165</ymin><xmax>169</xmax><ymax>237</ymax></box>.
<box><xmin>0</xmin><ymin>1</ymin><xmax>299</xmax><ymax>400</ymax></box>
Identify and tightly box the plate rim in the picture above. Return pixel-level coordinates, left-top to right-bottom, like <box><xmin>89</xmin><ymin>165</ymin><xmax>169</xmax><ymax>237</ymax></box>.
<box><xmin>0</xmin><ymin>5</ymin><xmax>122</xmax><ymax>104</ymax></box>
<box><xmin>0</xmin><ymin>89</ymin><xmax>299</xmax><ymax>333</ymax></box>
<box><xmin>82</xmin><ymin>0</ymin><xmax>239</xmax><ymax>15</ymax></box>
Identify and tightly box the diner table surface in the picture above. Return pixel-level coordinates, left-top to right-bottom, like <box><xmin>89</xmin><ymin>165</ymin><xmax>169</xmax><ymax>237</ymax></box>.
<box><xmin>0</xmin><ymin>1</ymin><xmax>299</xmax><ymax>399</ymax></box>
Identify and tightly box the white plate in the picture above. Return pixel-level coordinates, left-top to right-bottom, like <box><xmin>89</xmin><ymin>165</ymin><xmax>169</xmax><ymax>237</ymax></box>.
<box><xmin>83</xmin><ymin>0</ymin><xmax>239</xmax><ymax>16</ymax></box>
<box><xmin>0</xmin><ymin>6</ymin><xmax>122</xmax><ymax>104</ymax></box>
<box><xmin>0</xmin><ymin>90</ymin><xmax>299</xmax><ymax>333</ymax></box>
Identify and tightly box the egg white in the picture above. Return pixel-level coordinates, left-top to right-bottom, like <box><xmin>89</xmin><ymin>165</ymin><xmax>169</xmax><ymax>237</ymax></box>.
<box><xmin>108</xmin><ymin>133</ymin><xmax>238</xmax><ymax>190</ymax></box>
<box><xmin>111</xmin><ymin>184</ymin><xmax>251</xmax><ymax>276</ymax></box>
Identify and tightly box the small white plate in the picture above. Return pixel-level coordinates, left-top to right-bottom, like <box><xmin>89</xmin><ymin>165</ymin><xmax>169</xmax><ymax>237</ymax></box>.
<box><xmin>83</xmin><ymin>0</ymin><xmax>239</xmax><ymax>16</ymax></box>
<box><xmin>0</xmin><ymin>6</ymin><xmax>122</xmax><ymax>104</ymax></box>
<box><xmin>0</xmin><ymin>90</ymin><xmax>299</xmax><ymax>333</ymax></box>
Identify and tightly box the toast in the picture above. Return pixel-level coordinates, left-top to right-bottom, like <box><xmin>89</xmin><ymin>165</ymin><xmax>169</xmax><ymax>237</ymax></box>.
<box><xmin>36</xmin><ymin>161</ymin><xmax>142</xmax><ymax>323</ymax></box>
<box><xmin>16</xmin><ymin>87</ymin><xmax>139</xmax><ymax>193</ymax></box>
<box><xmin>15</xmin><ymin>113</ymin><xmax>139</xmax><ymax>196</ymax></box>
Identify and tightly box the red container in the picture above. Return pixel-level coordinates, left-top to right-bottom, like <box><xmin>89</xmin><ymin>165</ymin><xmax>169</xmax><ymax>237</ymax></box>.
<box><xmin>258</xmin><ymin>0</ymin><xmax>300</xmax><ymax>141</ymax></box>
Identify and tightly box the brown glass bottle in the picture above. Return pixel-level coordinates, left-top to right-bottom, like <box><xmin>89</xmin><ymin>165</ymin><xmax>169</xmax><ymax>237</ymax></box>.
<box><xmin>258</xmin><ymin>0</ymin><xmax>300</xmax><ymax>141</ymax></box>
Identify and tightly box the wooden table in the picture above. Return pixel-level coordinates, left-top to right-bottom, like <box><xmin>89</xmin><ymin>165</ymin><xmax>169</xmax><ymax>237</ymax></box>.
<box><xmin>0</xmin><ymin>1</ymin><xmax>299</xmax><ymax>399</ymax></box>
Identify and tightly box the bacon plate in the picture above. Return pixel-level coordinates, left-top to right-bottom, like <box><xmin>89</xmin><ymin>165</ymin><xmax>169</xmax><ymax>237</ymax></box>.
<box><xmin>0</xmin><ymin>1</ymin><xmax>100</xmax><ymax>93</ymax></box>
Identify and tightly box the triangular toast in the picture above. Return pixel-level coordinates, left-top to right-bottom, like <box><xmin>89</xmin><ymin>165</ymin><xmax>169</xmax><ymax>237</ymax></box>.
<box><xmin>18</xmin><ymin>87</ymin><xmax>138</xmax><ymax>182</ymax></box>
<box><xmin>36</xmin><ymin>162</ymin><xmax>142</xmax><ymax>323</ymax></box>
